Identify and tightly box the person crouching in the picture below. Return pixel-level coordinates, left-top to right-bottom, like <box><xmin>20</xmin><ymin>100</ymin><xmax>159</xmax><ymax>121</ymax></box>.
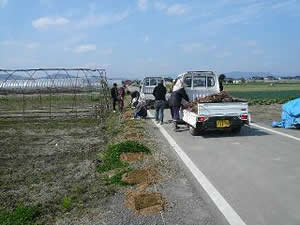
<box><xmin>133</xmin><ymin>99</ymin><xmax>147</xmax><ymax>119</ymax></box>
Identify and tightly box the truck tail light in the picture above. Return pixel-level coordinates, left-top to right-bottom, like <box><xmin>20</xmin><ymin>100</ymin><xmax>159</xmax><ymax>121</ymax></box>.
<box><xmin>241</xmin><ymin>114</ymin><xmax>248</xmax><ymax>120</ymax></box>
<box><xmin>198</xmin><ymin>116</ymin><xmax>207</xmax><ymax>122</ymax></box>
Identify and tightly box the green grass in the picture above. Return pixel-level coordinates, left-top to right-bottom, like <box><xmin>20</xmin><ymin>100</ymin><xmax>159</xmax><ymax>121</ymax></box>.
<box><xmin>226</xmin><ymin>82</ymin><xmax>300</xmax><ymax>92</ymax></box>
<box><xmin>225</xmin><ymin>83</ymin><xmax>300</xmax><ymax>105</ymax></box>
<box><xmin>0</xmin><ymin>205</ymin><xmax>39</xmax><ymax>225</ymax></box>
<box><xmin>61</xmin><ymin>196</ymin><xmax>72</xmax><ymax>211</ymax></box>
<box><xmin>106</xmin><ymin>113</ymin><xmax>121</xmax><ymax>137</ymax></box>
<box><xmin>0</xmin><ymin>93</ymin><xmax>102</xmax><ymax>112</ymax></box>
<box><xmin>97</xmin><ymin>140</ymin><xmax>151</xmax><ymax>173</ymax></box>
<box><xmin>105</xmin><ymin>169</ymin><xmax>133</xmax><ymax>186</ymax></box>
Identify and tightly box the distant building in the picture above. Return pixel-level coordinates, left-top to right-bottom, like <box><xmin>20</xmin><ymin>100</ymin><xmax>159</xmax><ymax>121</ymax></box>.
<box><xmin>233</xmin><ymin>78</ymin><xmax>245</xmax><ymax>84</ymax></box>
<box><xmin>279</xmin><ymin>76</ymin><xmax>300</xmax><ymax>80</ymax></box>
<box><xmin>250</xmin><ymin>76</ymin><xmax>264</xmax><ymax>81</ymax></box>
<box><xmin>264</xmin><ymin>76</ymin><xmax>277</xmax><ymax>81</ymax></box>
<box><xmin>224</xmin><ymin>78</ymin><xmax>233</xmax><ymax>84</ymax></box>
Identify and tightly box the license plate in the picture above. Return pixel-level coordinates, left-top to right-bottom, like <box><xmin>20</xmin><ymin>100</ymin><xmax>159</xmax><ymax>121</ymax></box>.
<box><xmin>216</xmin><ymin>120</ymin><xmax>230</xmax><ymax>128</ymax></box>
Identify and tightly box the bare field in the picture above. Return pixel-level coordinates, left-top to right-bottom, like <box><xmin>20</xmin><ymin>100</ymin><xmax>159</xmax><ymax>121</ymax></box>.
<box><xmin>249</xmin><ymin>104</ymin><xmax>282</xmax><ymax>123</ymax></box>
<box><xmin>0</xmin><ymin>118</ymin><xmax>109</xmax><ymax>224</ymax></box>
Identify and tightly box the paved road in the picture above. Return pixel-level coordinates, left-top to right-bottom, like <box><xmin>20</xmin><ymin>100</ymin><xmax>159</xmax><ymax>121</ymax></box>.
<box><xmin>150</xmin><ymin>109</ymin><xmax>300</xmax><ymax>225</ymax></box>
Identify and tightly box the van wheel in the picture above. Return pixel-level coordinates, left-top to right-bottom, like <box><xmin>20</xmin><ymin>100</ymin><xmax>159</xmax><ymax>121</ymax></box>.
<box><xmin>231</xmin><ymin>126</ymin><xmax>242</xmax><ymax>134</ymax></box>
<box><xmin>189</xmin><ymin>126</ymin><xmax>202</xmax><ymax>136</ymax></box>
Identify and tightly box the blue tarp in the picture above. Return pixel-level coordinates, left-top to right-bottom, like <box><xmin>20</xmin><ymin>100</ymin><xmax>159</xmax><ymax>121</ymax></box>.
<box><xmin>272</xmin><ymin>98</ymin><xmax>300</xmax><ymax>129</ymax></box>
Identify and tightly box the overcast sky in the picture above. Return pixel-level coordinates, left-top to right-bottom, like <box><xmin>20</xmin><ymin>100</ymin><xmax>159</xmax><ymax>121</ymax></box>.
<box><xmin>0</xmin><ymin>0</ymin><xmax>300</xmax><ymax>78</ymax></box>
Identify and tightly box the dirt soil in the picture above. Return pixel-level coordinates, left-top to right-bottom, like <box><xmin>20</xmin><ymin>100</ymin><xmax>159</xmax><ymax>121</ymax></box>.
<box><xmin>124</xmin><ymin>131</ymin><xmax>144</xmax><ymax>140</ymax></box>
<box><xmin>126</xmin><ymin>191</ymin><xmax>165</xmax><ymax>215</ymax></box>
<box><xmin>123</xmin><ymin>111</ymin><xmax>133</xmax><ymax>119</ymax></box>
<box><xmin>249</xmin><ymin>104</ymin><xmax>282</xmax><ymax>123</ymax></box>
<box><xmin>0</xmin><ymin>96</ymin><xmax>225</xmax><ymax>225</ymax></box>
<box><xmin>120</xmin><ymin>152</ymin><xmax>145</xmax><ymax>162</ymax></box>
<box><xmin>0</xmin><ymin>118</ymin><xmax>109</xmax><ymax>224</ymax></box>
<box><xmin>121</xmin><ymin>168</ymin><xmax>159</xmax><ymax>185</ymax></box>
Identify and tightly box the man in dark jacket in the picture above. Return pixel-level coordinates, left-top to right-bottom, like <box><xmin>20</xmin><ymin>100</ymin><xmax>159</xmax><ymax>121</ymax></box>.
<box><xmin>168</xmin><ymin>86</ymin><xmax>189</xmax><ymax>130</ymax></box>
<box><xmin>111</xmin><ymin>83</ymin><xmax>119</xmax><ymax>112</ymax></box>
<box><xmin>219</xmin><ymin>74</ymin><xmax>226</xmax><ymax>91</ymax></box>
<box><xmin>153</xmin><ymin>80</ymin><xmax>167</xmax><ymax>124</ymax></box>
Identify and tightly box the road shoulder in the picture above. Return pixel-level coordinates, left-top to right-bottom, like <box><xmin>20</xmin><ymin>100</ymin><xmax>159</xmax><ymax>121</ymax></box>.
<box><xmin>144</xmin><ymin>117</ymin><xmax>227</xmax><ymax>225</ymax></box>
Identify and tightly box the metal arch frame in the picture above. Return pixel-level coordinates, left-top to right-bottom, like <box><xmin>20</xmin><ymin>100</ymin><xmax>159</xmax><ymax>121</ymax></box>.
<box><xmin>0</xmin><ymin>68</ymin><xmax>110</xmax><ymax>119</ymax></box>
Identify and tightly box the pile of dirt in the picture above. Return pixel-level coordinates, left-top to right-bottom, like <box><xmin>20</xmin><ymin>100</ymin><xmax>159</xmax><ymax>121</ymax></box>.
<box><xmin>123</xmin><ymin>111</ymin><xmax>133</xmax><ymax>119</ymax></box>
<box><xmin>120</xmin><ymin>152</ymin><xmax>145</xmax><ymax>162</ymax></box>
<box><xmin>123</xmin><ymin>120</ymin><xmax>136</xmax><ymax>129</ymax></box>
<box><xmin>126</xmin><ymin>191</ymin><xmax>165</xmax><ymax>215</ymax></box>
<box><xmin>124</xmin><ymin>126</ymin><xmax>145</xmax><ymax>140</ymax></box>
<box><xmin>124</xmin><ymin>132</ymin><xmax>144</xmax><ymax>140</ymax></box>
<box><xmin>185</xmin><ymin>91</ymin><xmax>247</xmax><ymax>113</ymax></box>
<box><xmin>122</xmin><ymin>168</ymin><xmax>159</xmax><ymax>185</ymax></box>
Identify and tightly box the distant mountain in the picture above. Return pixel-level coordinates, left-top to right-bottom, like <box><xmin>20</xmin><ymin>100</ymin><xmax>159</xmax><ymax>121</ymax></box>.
<box><xmin>224</xmin><ymin>71</ymin><xmax>300</xmax><ymax>78</ymax></box>
<box><xmin>224</xmin><ymin>71</ymin><xmax>274</xmax><ymax>79</ymax></box>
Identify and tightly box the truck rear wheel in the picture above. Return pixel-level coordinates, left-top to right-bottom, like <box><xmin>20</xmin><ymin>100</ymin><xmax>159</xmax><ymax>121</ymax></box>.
<box><xmin>189</xmin><ymin>126</ymin><xmax>202</xmax><ymax>136</ymax></box>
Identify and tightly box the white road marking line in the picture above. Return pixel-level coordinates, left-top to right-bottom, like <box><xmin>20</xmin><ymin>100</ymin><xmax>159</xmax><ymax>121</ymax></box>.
<box><xmin>250</xmin><ymin>123</ymin><xmax>300</xmax><ymax>142</ymax></box>
<box><xmin>148</xmin><ymin>111</ymin><xmax>247</xmax><ymax>225</ymax></box>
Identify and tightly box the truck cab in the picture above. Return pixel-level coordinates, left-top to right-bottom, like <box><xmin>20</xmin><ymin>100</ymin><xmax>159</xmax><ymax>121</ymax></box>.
<box><xmin>177</xmin><ymin>71</ymin><xmax>220</xmax><ymax>101</ymax></box>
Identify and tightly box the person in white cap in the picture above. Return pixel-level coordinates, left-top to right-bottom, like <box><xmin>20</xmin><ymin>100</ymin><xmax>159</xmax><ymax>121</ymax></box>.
<box><xmin>168</xmin><ymin>79</ymin><xmax>189</xmax><ymax>131</ymax></box>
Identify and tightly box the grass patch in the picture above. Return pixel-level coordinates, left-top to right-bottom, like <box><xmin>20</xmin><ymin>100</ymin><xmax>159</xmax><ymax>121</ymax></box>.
<box><xmin>229</xmin><ymin>90</ymin><xmax>299</xmax><ymax>105</ymax></box>
<box><xmin>105</xmin><ymin>169</ymin><xmax>133</xmax><ymax>186</ymax></box>
<box><xmin>0</xmin><ymin>205</ymin><xmax>39</xmax><ymax>225</ymax></box>
<box><xmin>106</xmin><ymin>112</ymin><xmax>121</xmax><ymax>137</ymax></box>
<box><xmin>97</xmin><ymin>140</ymin><xmax>151</xmax><ymax>173</ymax></box>
<box><xmin>61</xmin><ymin>196</ymin><xmax>72</xmax><ymax>211</ymax></box>
<box><xmin>225</xmin><ymin>83</ymin><xmax>300</xmax><ymax>105</ymax></box>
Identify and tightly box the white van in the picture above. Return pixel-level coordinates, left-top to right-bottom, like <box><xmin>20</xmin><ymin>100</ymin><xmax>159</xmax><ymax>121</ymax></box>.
<box><xmin>140</xmin><ymin>76</ymin><xmax>165</xmax><ymax>103</ymax></box>
<box><xmin>177</xmin><ymin>71</ymin><xmax>220</xmax><ymax>101</ymax></box>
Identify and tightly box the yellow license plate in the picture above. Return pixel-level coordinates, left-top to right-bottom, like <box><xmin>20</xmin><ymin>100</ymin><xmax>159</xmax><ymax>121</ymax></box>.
<box><xmin>216</xmin><ymin>120</ymin><xmax>230</xmax><ymax>128</ymax></box>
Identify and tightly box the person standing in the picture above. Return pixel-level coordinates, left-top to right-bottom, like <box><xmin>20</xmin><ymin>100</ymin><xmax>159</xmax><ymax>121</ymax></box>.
<box><xmin>119</xmin><ymin>82</ymin><xmax>126</xmax><ymax>113</ymax></box>
<box><xmin>169</xmin><ymin>79</ymin><xmax>177</xmax><ymax>119</ymax></box>
<box><xmin>110</xmin><ymin>83</ymin><xmax>119</xmax><ymax>113</ymax></box>
<box><xmin>219</xmin><ymin>74</ymin><xmax>226</xmax><ymax>91</ymax></box>
<box><xmin>168</xmin><ymin>79</ymin><xmax>189</xmax><ymax>131</ymax></box>
<box><xmin>153</xmin><ymin>80</ymin><xmax>167</xmax><ymax>125</ymax></box>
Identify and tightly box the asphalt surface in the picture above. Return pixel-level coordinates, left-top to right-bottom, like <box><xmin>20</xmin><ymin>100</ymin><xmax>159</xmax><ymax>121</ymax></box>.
<box><xmin>149</xmin><ymin>109</ymin><xmax>300</xmax><ymax>225</ymax></box>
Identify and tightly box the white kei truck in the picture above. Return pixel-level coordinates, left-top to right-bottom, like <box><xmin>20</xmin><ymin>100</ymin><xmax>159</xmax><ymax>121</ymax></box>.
<box><xmin>178</xmin><ymin>71</ymin><xmax>250</xmax><ymax>136</ymax></box>
<box><xmin>140</xmin><ymin>77</ymin><xmax>165</xmax><ymax>105</ymax></box>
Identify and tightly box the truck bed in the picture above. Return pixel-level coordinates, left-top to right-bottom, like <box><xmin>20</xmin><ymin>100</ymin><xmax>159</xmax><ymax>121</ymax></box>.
<box><xmin>197</xmin><ymin>102</ymin><xmax>248</xmax><ymax>117</ymax></box>
<box><xmin>182</xmin><ymin>102</ymin><xmax>248</xmax><ymax>128</ymax></box>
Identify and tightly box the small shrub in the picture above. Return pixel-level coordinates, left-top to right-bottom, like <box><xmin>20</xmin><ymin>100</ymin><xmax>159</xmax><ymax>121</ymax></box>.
<box><xmin>0</xmin><ymin>204</ymin><xmax>39</xmax><ymax>225</ymax></box>
<box><xmin>61</xmin><ymin>196</ymin><xmax>72</xmax><ymax>211</ymax></box>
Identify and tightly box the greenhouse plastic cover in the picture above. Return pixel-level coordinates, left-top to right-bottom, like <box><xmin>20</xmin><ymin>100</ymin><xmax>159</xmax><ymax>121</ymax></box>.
<box><xmin>272</xmin><ymin>98</ymin><xmax>300</xmax><ymax>129</ymax></box>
